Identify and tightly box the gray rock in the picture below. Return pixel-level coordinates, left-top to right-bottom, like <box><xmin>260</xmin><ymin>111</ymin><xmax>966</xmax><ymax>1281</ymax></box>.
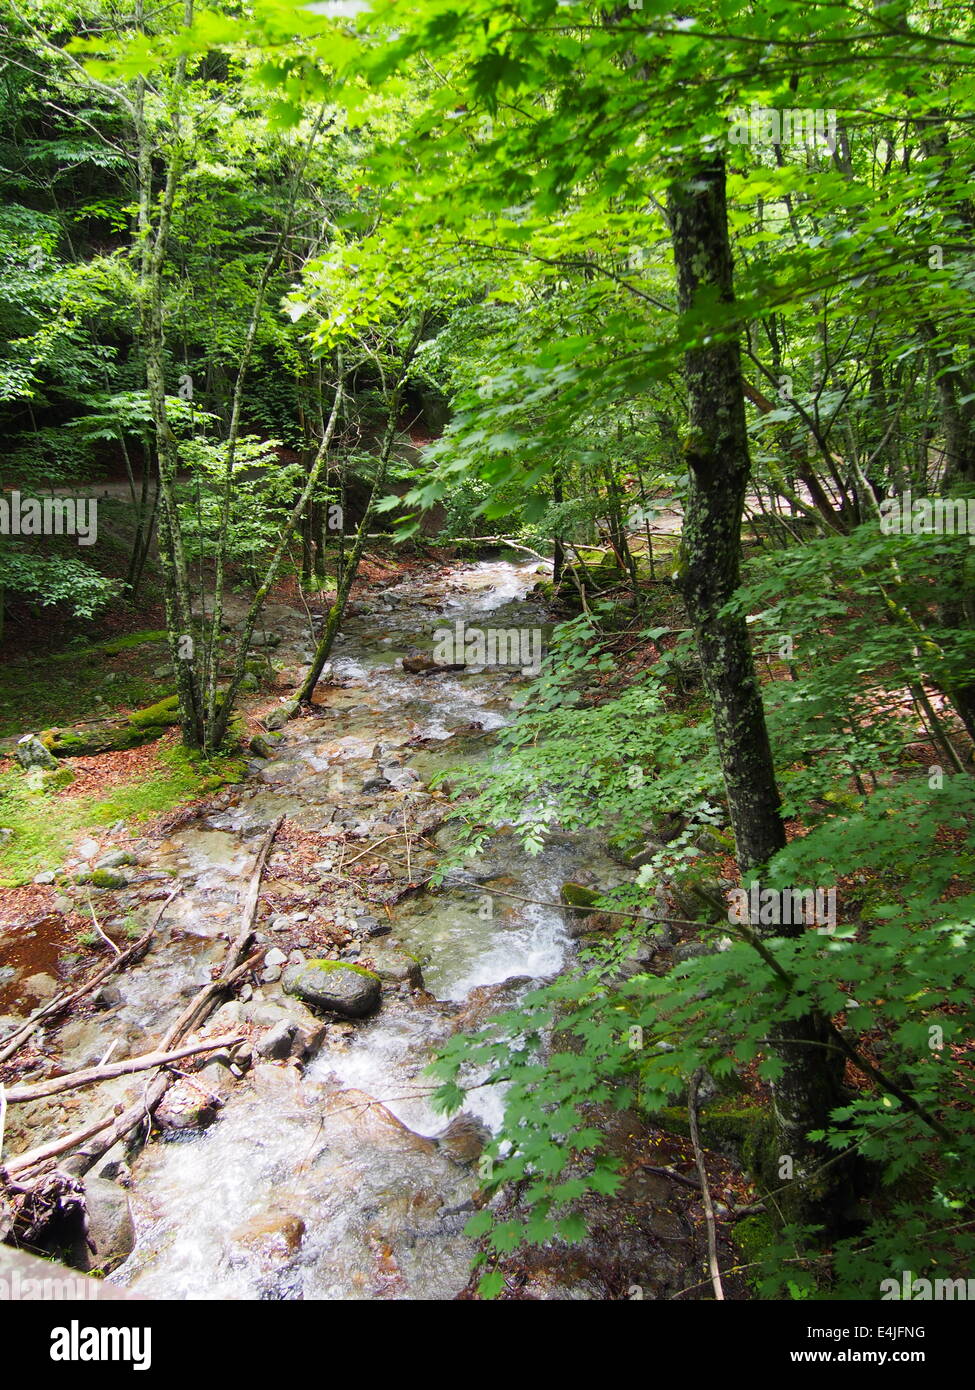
<box><xmin>282</xmin><ymin>961</ymin><xmax>381</xmax><ymax>1018</ymax></box>
<box><xmin>265</xmin><ymin>700</ymin><xmax>299</xmax><ymax>731</ymax></box>
<box><xmin>32</xmin><ymin>870</ymin><xmax>56</xmax><ymax>885</ymax></box>
<box><xmin>93</xmin><ymin>850</ymin><xmax>136</xmax><ymax>871</ymax></box>
<box><xmin>255</xmin><ymin>1020</ymin><xmax>299</xmax><ymax>1061</ymax></box>
<box><xmin>83</xmin><ymin>1177</ymin><xmax>135</xmax><ymax>1273</ymax></box>
<box><xmin>264</xmin><ymin>947</ymin><xmax>287</xmax><ymax>968</ymax></box>
<box><xmin>16</xmin><ymin>735</ymin><xmax>57</xmax><ymax>771</ymax></box>
<box><xmin>383</xmin><ymin>765</ymin><xmax>422</xmax><ymax>791</ymax></box>
<box><xmin>22</xmin><ymin>972</ymin><xmax>58</xmax><ymax>1000</ymax></box>
<box><xmin>261</xmin><ymin>965</ymin><xmax>283</xmax><ymax>984</ymax></box>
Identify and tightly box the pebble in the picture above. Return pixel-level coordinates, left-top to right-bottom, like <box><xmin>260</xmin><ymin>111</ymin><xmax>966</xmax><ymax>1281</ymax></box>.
<box><xmin>33</xmin><ymin>870</ymin><xmax>56</xmax><ymax>885</ymax></box>
<box><xmin>264</xmin><ymin>947</ymin><xmax>287</xmax><ymax>968</ymax></box>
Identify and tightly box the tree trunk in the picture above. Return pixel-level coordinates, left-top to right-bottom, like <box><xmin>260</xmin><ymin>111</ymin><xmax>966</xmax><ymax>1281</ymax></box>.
<box><xmin>668</xmin><ymin>155</ymin><xmax>849</xmax><ymax>1227</ymax></box>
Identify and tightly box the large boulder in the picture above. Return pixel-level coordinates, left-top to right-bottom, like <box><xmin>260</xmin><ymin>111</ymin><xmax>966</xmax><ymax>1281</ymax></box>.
<box><xmin>282</xmin><ymin>959</ymin><xmax>381</xmax><ymax>1018</ymax></box>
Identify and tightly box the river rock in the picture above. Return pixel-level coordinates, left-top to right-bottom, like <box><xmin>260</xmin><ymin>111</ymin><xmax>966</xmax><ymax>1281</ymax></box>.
<box><xmin>402</xmin><ymin>648</ymin><xmax>461</xmax><ymax>675</ymax></box>
<box><xmin>265</xmin><ymin>700</ymin><xmax>298</xmax><ymax>730</ymax></box>
<box><xmin>282</xmin><ymin>960</ymin><xmax>381</xmax><ymax>1018</ymax></box>
<box><xmin>93</xmin><ymin>850</ymin><xmax>136</xmax><ymax>871</ymax></box>
<box><xmin>22</xmin><ymin>972</ymin><xmax>58</xmax><ymax>1000</ymax></box>
<box><xmin>249</xmin><ymin>732</ymin><xmax>281</xmax><ymax>759</ymax></box>
<box><xmin>232</xmin><ymin>1210</ymin><xmax>306</xmax><ymax>1265</ymax></box>
<box><xmin>383</xmin><ymin>765</ymin><xmax>421</xmax><ymax>790</ymax></box>
<box><xmin>75</xmin><ymin>868</ymin><xmax>127</xmax><ymax>889</ymax></box>
<box><xmin>83</xmin><ymin>1177</ymin><xmax>135</xmax><ymax>1273</ymax></box>
<box><xmin>364</xmin><ymin>943</ymin><xmax>424</xmax><ymax>990</ymax></box>
<box><xmin>264</xmin><ymin>947</ymin><xmax>287</xmax><ymax>968</ymax></box>
<box><xmin>242</xmin><ymin>997</ymin><xmax>327</xmax><ymax>1059</ymax></box>
<box><xmin>255</xmin><ymin>1019</ymin><xmax>301</xmax><ymax>1061</ymax></box>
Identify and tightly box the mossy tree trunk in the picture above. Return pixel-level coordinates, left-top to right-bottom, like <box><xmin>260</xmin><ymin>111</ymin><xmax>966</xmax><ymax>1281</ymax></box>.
<box><xmin>668</xmin><ymin>155</ymin><xmax>849</xmax><ymax>1227</ymax></box>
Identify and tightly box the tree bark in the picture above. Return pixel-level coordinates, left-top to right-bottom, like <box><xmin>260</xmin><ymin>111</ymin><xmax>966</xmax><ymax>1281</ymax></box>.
<box><xmin>668</xmin><ymin>155</ymin><xmax>848</xmax><ymax>1226</ymax></box>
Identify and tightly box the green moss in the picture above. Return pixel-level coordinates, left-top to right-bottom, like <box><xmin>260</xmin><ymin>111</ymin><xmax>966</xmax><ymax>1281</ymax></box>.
<box><xmin>127</xmin><ymin>695</ymin><xmax>180</xmax><ymax>729</ymax></box>
<box><xmin>76</xmin><ymin>868</ymin><xmax>126</xmax><ymax>888</ymax></box>
<box><xmin>0</xmin><ymin>744</ymin><xmax>246</xmax><ymax>886</ymax></box>
<box><xmin>655</xmin><ymin>1102</ymin><xmax>768</xmax><ymax>1160</ymax></box>
<box><xmin>560</xmin><ymin>882</ymin><xmax>601</xmax><ymax>912</ymax></box>
<box><xmin>733</xmin><ymin>1214</ymin><xmax>780</xmax><ymax>1293</ymax></box>
<box><xmin>38</xmin><ymin>766</ymin><xmax>76</xmax><ymax>792</ymax></box>
<box><xmin>607</xmin><ymin>831</ymin><xmax>648</xmax><ymax>867</ymax></box>
<box><xmin>304</xmin><ymin>958</ymin><xmax>381</xmax><ymax>981</ymax></box>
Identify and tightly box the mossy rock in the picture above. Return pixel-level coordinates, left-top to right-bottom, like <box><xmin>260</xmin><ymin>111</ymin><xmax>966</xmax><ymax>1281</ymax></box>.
<box><xmin>75</xmin><ymin>867</ymin><xmax>127</xmax><ymax>889</ymax></box>
<box><xmin>606</xmin><ymin>831</ymin><xmax>659</xmax><ymax>869</ymax></box>
<box><xmin>669</xmin><ymin>871</ymin><xmax>728</xmax><ymax>924</ymax></box>
<box><xmin>655</xmin><ymin>1102</ymin><xmax>768</xmax><ymax>1162</ymax></box>
<box><xmin>38</xmin><ymin>766</ymin><xmax>76</xmax><ymax>793</ymax></box>
<box><xmin>249</xmin><ymin>732</ymin><xmax>281</xmax><ymax>759</ymax></box>
<box><xmin>560</xmin><ymin>882</ymin><xmax>601</xmax><ymax>913</ymax></box>
<box><xmin>282</xmin><ymin>959</ymin><xmax>382</xmax><ymax>1018</ymax></box>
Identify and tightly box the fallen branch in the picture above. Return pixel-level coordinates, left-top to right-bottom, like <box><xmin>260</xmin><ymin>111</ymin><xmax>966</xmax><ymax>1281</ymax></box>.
<box><xmin>3</xmin><ymin>1110</ymin><xmax>120</xmax><ymax>1176</ymax></box>
<box><xmin>4</xmin><ymin>1035</ymin><xmax>246</xmax><ymax>1104</ymax></box>
<box><xmin>219</xmin><ymin>814</ymin><xmax>284</xmax><ymax>983</ymax></box>
<box><xmin>85</xmin><ymin>893</ymin><xmax>121</xmax><ymax>957</ymax></box>
<box><xmin>5</xmin><ymin>823</ymin><xmax>280</xmax><ymax>1184</ymax></box>
<box><xmin>689</xmin><ymin>1068</ymin><xmax>725</xmax><ymax>1301</ymax></box>
<box><xmin>0</xmin><ymin>888</ymin><xmax>178</xmax><ymax>1066</ymax></box>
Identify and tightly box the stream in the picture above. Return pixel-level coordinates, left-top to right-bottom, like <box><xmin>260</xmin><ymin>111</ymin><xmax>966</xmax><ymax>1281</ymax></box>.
<box><xmin>83</xmin><ymin>558</ymin><xmax>624</xmax><ymax>1299</ymax></box>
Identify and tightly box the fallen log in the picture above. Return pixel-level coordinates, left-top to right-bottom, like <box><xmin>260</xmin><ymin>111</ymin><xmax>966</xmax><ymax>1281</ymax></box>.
<box><xmin>4</xmin><ymin>1034</ymin><xmax>246</xmax><ymax>1105</ymax></box>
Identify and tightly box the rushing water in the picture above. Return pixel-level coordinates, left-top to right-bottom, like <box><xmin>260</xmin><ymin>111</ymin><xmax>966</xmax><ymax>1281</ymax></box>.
<box><xmin>101</xmin><ymin>560</ymin><xmax>622</xmax><ymax>1300</ymax></box>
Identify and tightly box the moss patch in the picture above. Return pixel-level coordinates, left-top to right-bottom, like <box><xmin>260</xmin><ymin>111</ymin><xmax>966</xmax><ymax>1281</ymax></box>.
<box><xmin>654</xmin><ymin>1102</ymin><xmax>768</xmax><ymax>1161</ymax></box>
<box><xmin>304</xmin><ymin>958</ymin><xmax>381</xmax><ymax>981</ymax></box>
<box><xmin>127</xmin><ymin>695</ymin><xmax>180</xmax><ymax>729</ymax></box>
<box><xmin>733</xmin><ymin>1214</ymin><xmax>780</xmax><ymax>1294</ymax></box>
<box><xmin>560</xmin><ymin>882</ymin><xmax>601</xmax><ymax>912</ymax></box>
<box><xmin>0</xmin><ymin>744</ymin><xmax>246</xmax><ymax>886</ymax></box>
